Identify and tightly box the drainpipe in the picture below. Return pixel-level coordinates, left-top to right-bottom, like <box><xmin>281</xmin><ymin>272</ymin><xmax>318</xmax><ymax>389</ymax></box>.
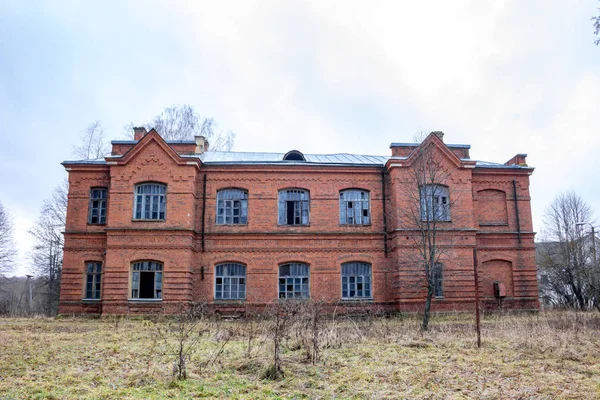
<box><xmin>381</xmin><ymin>170</ymin><xmax>388</xmax><ymax>257</ymax></box>
<box><xmin>512</xmin><ymin>180</ymin><xmax>521</xmax><ymax>245</ymax></box>
<box><xmin>202</xmin><ymin>174</ymin><xmax>207</xmax><ymax>252</ymax></box>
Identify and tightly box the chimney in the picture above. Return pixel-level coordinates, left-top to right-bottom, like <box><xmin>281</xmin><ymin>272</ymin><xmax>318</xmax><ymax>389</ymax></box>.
<box><xmin>194</xmin><ymin>136</ymin><xmax>210</xmax><ymax>154</ymax></box>
<box><xmin>431</xmin><ymin>131</ymin><xmax>444</xmax><ymax>142</ymax></box>
<box><xmin>133</xmin><ymin>127</ymin><xmax>147</xmax><ymax>141</ymax></box>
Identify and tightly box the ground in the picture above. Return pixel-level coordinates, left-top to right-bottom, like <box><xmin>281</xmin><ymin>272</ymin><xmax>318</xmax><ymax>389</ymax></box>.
<box><xmin>0</xmin><ymin>311</ymin><xmax>599</xmax><ymax>399</ymax></box>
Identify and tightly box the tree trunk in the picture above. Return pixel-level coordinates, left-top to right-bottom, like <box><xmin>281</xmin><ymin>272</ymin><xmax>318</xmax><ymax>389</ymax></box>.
<box><xmin>421</xmin><ymin>287</ymin><xmax>434</xmax><ymax>331</ymax></box>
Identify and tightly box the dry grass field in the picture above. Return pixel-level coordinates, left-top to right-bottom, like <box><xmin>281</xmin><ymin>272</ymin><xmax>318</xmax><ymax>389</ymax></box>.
<box><xmin>0</xmin><ymin>311</ymin><xmax>599</xmax><ymax>399</ymax></box>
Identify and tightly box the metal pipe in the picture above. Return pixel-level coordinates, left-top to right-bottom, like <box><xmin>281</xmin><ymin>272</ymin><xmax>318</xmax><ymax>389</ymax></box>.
<box><xmin>201</xmin><ymin>174</ymin><xmax>207</xmax><ymax>252</ymax></box>
<box><xmin>512</xmin><ymin>180</ymin><xmax>521</xmax><ymax>245</ymax></box>
<box><xmin>381</xmin><ymin>170</ymin><xmax>388</xmax><ymax>257</ymax></box>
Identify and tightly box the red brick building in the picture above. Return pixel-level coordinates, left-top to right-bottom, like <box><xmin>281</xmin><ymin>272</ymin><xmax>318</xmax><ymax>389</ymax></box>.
<box><xmin>59</xmin><ymin>129</ymin><xmax>538</xmax><ymax>315</ymax></box>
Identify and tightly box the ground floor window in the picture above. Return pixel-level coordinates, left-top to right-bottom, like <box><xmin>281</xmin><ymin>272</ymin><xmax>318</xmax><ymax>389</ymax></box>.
<box><xmin>215</xmin><ymin>263</ymin><xmax>246</xmax><ymax>300</ymax></box>
<box><xmin>84</xmin><ymin>262</ymin><xmax>102</xmax><ymax>299</ymax></box>
<box><xmin>279</xmin><ymin>263</ymin><xmax>309</xmax><ymax>299</ymax></box>
<box><xmin>433</xmin><ymin>262</ymin><xmax>443</xmax><ymax>297</ymax></box>
<box><xmin>341</xmin><ymin>262</ymin><xmax>372</xmax><ymax>299</ymax></box>
<box><xmin>131</xmin><ymin>261</ymin><xmax>163</xmax><ymax>299</ymax></box>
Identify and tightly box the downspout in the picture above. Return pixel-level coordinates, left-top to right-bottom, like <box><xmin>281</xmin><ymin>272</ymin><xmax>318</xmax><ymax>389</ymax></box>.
<box><xmin>381</xmin><ymin>170</ymin><xmax>388</xmax><ymax>257</ymax></box>
<box><xmin>512</xmin><ymin>180</ymin><xmax>521</xmax><ymax>245</ymax></box>
<box><xmin>201</xmin><ymin>174</ymin><xmax>207</xmax><ymax>252</ymax></box>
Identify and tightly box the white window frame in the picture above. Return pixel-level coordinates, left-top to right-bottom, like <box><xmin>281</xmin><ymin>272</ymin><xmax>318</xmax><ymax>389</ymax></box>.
<box><xmin>216</xmin><ymin>189</ymin><xmax>248</xmax><ymax>225</ymax></box>
<box><xmin>130</xmin><ymin>261</ymin><xmax>163</xmax><ymax>300</ymax></box>
<box><xmin>341</xmin><ymin>262</ymin><xmax>372</xmax><ymax>299</ymax></box>
<box><xmin>278</xmin><ymin>263</ymin><xmax>310</xmax><ymax>299</ymax></box>
<box><xmin>215</xmin><ymin>263</ymin><xmax>246</xmax><ymax>300</ymax></box>
<box><xmin>88</xmin><ymin>188</ymin><xmax>108</xmax><ymax>224</ymax></box>
<box><xmin>278</xmin><ymin>189</ymin><xmax>310</xmax><ymax>225</ymax></box>
<box><xmin>133</xmin><ymin>183</ymin><xmax>166</xmax><ymax>221</ymax></box>
<box><xmin>84</xmin><ymin>261</ymin><xmax>102</xmax><ymax>299</ymax></box>
<box><xmin>420</xmin><ymin>184</ymin><xmax>450</xmax><ymax>222</ymax></box>
<box><xmin>340</xmin><ymin>189</ymin><xmax>370</xmax><ymax>225</ymax></box>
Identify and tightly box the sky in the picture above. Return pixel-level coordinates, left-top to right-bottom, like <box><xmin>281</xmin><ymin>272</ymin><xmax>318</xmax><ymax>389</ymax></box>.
<box><xmin>1</xmin><ymin>0</ymin><xmax>599</xmax><ymax>275</ymax></box>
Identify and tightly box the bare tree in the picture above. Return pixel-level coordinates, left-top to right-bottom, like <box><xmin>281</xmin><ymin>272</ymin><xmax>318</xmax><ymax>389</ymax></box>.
<box><xmin>72</xmin><ymin>121</ymin><xmax>110</xmax><ymax>160</ymax></box>
<box><xmin>593</xmin><ymin>1</ymin><xmax>600</xmax><ymax>46</ymax></box>
<box><xmin>28</xmin><ymin>179</ymin><xmax>68</xmax><ymax>315</ymax></box>
<box><xmin>538</xmin><ymin>192</ymin><xmax>598</xmax><ymax>310</ymax></box>
<box><xmin>0</xmin><ymin>201</ymin><xmax>16</xmax><ymax>275</ymax></box>
<box><xmin>125</xmin><ymin>105</ymin><xmax>235</xmax><ymax>151</ymax></box>
<box><xmin>399</xmin><ymin>133</ymin><xmax>455</xmax><ymax>331</ymax></box>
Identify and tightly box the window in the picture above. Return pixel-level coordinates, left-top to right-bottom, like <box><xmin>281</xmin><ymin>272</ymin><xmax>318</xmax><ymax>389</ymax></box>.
<box><xmin>278</xmin><ymin>189</ymin><xmax>309</xmax><ymax>225</ymax></box>
<box><xmin>215</xmin><ymin>263</ymin><xmax>246</xmax><ymax>300</ymax></box>
<box><xmin>340</xmin><ymin>190</ymin><xmax>370</xmax><ymax>225</ymax></box>
<box><xmin>133</xmin><ymin>183</ymin><xmax>166</xmax><ymax>220</ymax></box>
<box><xmin>420</xmin><ymin>184</ymin><xmax>450</xmax><ymax>221</ymax></box>
<box><xmin>217</xmin><ymin>189</ymin><xmax>248</xmax><ymax>225</ymax></box>
<box><xmin>279</xmin><ymin>263</ymin><xmax>309</xmax><ymax>299</ymax></box>
<box><xmin>131</xmin><ymin>261</ymin><xmax>163</xmax><ymax>299</ymax></box>
<box><xmin>433</xmin><ymin>262</ymin><xmax>443</xmax><ymax>297</ymax></box>
<box><xmin>342</xmin><ymin>262</ymin><xmax>372</xmax><ymax>299</ymax></box>
<box><xmin>88</xmin><ymin>188</ymin><xmax>107</xmax><ymax>224</ymax></box>
<box><xmin>84</xmin><ymin>262</ymin><xmax>102</xmax><ymax>299</ymax></box>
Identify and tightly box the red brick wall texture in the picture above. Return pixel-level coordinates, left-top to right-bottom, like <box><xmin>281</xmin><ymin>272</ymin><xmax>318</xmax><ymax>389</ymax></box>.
<box><xmin>60</xmin><ymin>131</ymin><xmax>538</xmax><ymax>315</ymax></box>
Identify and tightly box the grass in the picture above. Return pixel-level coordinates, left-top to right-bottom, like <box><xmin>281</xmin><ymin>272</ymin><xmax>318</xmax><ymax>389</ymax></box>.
<box><xmin>0</xmin><ymin>311</ymin><xmax>599</xmax><ymax>399</ymax></box>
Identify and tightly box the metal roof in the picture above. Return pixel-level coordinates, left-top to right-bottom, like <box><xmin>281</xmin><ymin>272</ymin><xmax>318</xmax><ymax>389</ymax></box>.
<box><xmin>62</xmin><ymin>151</ymin><xmax>532</xmax><ymax>170</ymax></box>
<box><xmin>390</xmin><ymin>142</ymin><xmax>471</xmax><ymax>149</ymax></box>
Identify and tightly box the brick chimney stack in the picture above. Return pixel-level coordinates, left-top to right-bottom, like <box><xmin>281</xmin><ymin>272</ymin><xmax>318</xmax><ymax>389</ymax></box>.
<box><xmin>431</xmin><ymin>131</ymin><xmax>444</xmax><ymax>142</ymax></box>
<box><xmin>133</xmin><ymin>127</ymin><xmax>147</xmax><ymax>141</ymax></box>
<box><xmin>194</xmin><ymin>136</ymin><xmax>209</xmax><ymax>154</ymax></box>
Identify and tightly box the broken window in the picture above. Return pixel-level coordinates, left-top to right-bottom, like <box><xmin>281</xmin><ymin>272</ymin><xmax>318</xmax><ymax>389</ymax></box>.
<box><xmin>133</xmin><ymin>183</ymin><xmax>166</xmax><ymax>220</ymax></box>
<box><xmin>215</xmin><ymin>263</ymin><xmax>246</xmax><ymax>300</ymax></box>
<box><xmin>278</xmin><ymin>189</ymin><xmax>309</xmax><ymax>225</ymax></box>
<box><xmin>420</xmin><ymin>184</ymin><xmax>450</xmax><ymax>221</ymax></box>
<box><xmin>341</xmin><ymin>262</ymin><xmax>372</xmax><ymax>299</ymax></box>
<box><xmin>84</xmin><ymin>261</ymin><xmax>102</xmax><ymax>299</ymax></box>
<box><xmin>279</xmin><ymin>263</ymin><xmax>309</xmax><ymax>299</ymax></box>
<box><xmin>88</xmin><ymin>188</ymin><xmax>107</xmax><ymax>224</ymax></box>
<box><xmin>433</xmin><ymin>262</ymin><xmax>443</xmax><ymax>297</ymax></box>
<box><xmin>131</xmin><ymin>261</ymin><xmax>163</xmax><ymax>299</ymax></box>
<box><xmin>340</xmin><ymin>189</ymin><xmax>370</xmax><ymax>225</ymax></box>
<box><xmin>216</xmin><ymin>189</ymin><xmax>248</xmax><ymax>225</ymax></box>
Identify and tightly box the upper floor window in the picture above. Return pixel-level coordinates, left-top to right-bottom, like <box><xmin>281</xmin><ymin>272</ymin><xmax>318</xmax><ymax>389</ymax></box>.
<box><xmin>342</xmin><ymin>262</ymin><xmax>372</xmax><ymax>299</ymax></box>
<box><xmin>279</xmin><ymin>263</ymin><xmax>309</xmax><ymax>299</ymax></box>
<box><xmin>420</xmin><ymin>184</ymin><xmax>450</xmax><ymax>221</ymax></box>
<box><xmin>131</xmin><ymin>261</ymin><xmax>163</xmax><ymax>299</ymax></box>
<box><xmin>278</xmin><ymin>189</ymin><xmax>309</xmax><ymax>225</ymax></box>
<box><xmin>88</xmin><ymin>188</ymin><xmax>107</xmax><ymax>224</ymax></box>
<box><xmin>217</xmin><ymin>189</ymin><xmax>248</xmax><ymax>225</ymax></box>
<box><xmin>84</xmin><ymin>261</ymin><xmax>102</xmax><ymax>299</ymax></box>
<box><xmin>215</xmin><ymin>263</ymin><xmax>246</xmax><ymax>300</ymax></box>
<box><xmin>133</xmin><ymin>183</ymin><xmax>166</xmax><ymax>220</ymax></box>
<box><xmin>340</xmin><ymin>189</ymin><xmax>370</xmax><ymax>225</ymax></box>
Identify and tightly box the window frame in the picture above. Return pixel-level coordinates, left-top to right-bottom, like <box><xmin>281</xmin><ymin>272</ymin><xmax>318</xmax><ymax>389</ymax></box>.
<box><xmin>278</xmin><ymin>189</ymin><xmax>310</xmax><ymax>226</ymax></box>
<box><xmin>130</xmin><ymin>261</ymin><xmax>163</xmax><ymax>301</ymax></box>
<box><xmin>339</xmin><ymin>189</ymin><xmax>371</xmax><ymax>225</ymax></box>
<box><xmin>433</xmin><ymin>262</ymin><xmax>444</xmax><ymax>298</ymax></box>
<box><xmin>341</xmin><ymin>262</ymin><xmax>373</xmax><ymax>300</ymax></box>
<box><xmin>420</xmin><ymin>184</ymin><xmax>451</xmax><ymax>222</ymax></box>
<box><xmin>133</xmin><ymin>182</ymin><xmax>167</xmax><ymax>221</ymax></box>
<box><xmin>83</xmin><ymin>261</ymin><xmax>102</xmax><ymax>300</ymax></box>
<box><xmin>214</xmin><ymin>263</ymin><xmax>247</xmax><ymax>300</ymax></box>
<box><xmin>88</xmin><ymin>187</ymin><xmax>108</xmax><ymax>225</ymax></box>
<box><xmin>216</xmin><ymin>189</ymin><xmax>248</xmax><ymax>225</ymax></box>
<box><xmin>278</xmin><ymin>263</ymin><xmax>310</xmax><ymax>299</ymax></box>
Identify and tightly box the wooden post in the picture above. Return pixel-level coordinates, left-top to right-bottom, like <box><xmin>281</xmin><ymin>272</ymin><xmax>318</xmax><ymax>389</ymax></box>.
<box><xmin>473</xmin><ymin>248</ymin><xmax>481</xmax><ymax>348</ymax></box>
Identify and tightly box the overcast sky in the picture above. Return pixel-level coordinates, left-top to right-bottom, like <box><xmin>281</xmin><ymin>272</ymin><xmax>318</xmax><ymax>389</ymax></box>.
<box><xmin>1</xmin><ymin>1</ymin><xmax>599</xmax><ymax>275</ymax></box>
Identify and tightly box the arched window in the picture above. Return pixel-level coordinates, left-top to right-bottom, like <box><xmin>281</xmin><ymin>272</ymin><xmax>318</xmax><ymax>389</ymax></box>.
<box><xmin>215</xmin><ymin>263</ymin><xmax>246</xmax><ymax>300</ymax></box>
<box><xmin>216</xmin><ymin>189</ymin><xmax>248</xmax><ymax>225</ymax></box>
<box><xmin>133</xmin><ymin>183</ymin><xmax>166</xmax><ymax>220</ymax></box>
<box><xmin>131</xmin><ymin>261</ymin><xmax>163</xmax><ymax>299</ymax></box>
<box><xmin>278</xmin><ymin>189</ymin><xmax>309</xmax><ymax>225</ymax></box>
<box><xmin>341</xmin><ymin>262</ymin><xmax>372</xmax><ymax>299</ymax></box>
<box><xmin>420</xmin><ymin>184</ymin><xmax>450</xmax><ymax>221</ymax></box>
<box><xmin>84</xmin><ymin>261</ymin><xmax>102</xmax><ymax>299</ymax></box>
<box><xmin>340</xmin><ymin>189</ymin><xmax>370</xmax><ymax>225</ymax></box>
<box><xmin>279</xmin><ymin>263</ymin><xmax>309</xmax><ymax>299</ymax></box>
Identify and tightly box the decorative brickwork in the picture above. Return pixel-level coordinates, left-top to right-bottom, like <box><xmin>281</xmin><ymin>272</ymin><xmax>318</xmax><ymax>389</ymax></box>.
<box><xmin>59</xmin><ymin>130</ymin><xmax>538</xmax><ymax>314</ymax></box>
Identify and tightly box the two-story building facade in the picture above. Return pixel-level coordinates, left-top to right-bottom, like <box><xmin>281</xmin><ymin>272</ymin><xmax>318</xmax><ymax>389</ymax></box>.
<box><xmin>59</xmin><ymin>129</ymin><xmax>538</xmax><ymax>315</ymax></box>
